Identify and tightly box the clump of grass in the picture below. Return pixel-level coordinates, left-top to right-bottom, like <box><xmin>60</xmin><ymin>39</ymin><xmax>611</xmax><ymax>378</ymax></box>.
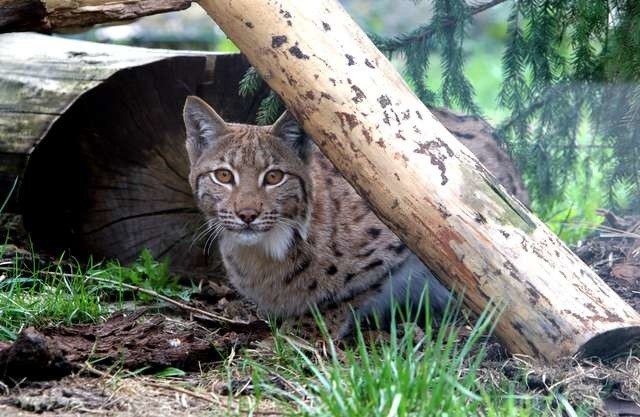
<box><xmin>241</xmin><ymin>302</ymin><xmax>588</xmax><ymax>417</ymax></box>
<box><xmin>0</xmin><ymin>256</ymin><xmax>104</xmax><ymax>340</ymax></box>
<box><xmin>99</xmin><ymin>249</ymin><xmax>190</xmax><ymax>302</ymax></box>
<box><xmin>0</xmin><ymin>248</ymin><xmax>189</xmax><ymax>341</ymax></box>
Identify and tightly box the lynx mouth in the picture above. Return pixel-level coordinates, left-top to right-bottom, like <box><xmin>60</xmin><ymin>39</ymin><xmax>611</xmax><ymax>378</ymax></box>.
<box><xmin>232</xmin><ymin>224</ymin><xmax>272</xmax><ymax>234</ymax></box>
<box><xmin>228</xmin><ymin>226</ymin><xmax>269</xmax><ymax>246</ymax></box>
<box><xmin>224</xmin><ymin>223</ymin><xmax>295</xmax><ymax>258</ymax></box>
<box><xmin>235</xmin><ymin>228</ymin><xmax>263</xmax><ymax>235</ymax></box>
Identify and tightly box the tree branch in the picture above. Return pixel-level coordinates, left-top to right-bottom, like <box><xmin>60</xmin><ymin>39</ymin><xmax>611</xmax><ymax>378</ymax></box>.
<box><xmin>374</xmin><ymin>0</ymin><xmax>510</xmax><ymax>53</ymax></box>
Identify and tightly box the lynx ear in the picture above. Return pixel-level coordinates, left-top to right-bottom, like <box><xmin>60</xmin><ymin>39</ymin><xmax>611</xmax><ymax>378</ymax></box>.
<box><xmin>270</xmin><ymin>111</ymin><xmax>311</xmax><ymax>161</ymax></box>
<box><xmin>183</xmin><ymin>96</ymin><xmax>227</xmax><ymax>164</ymax></box>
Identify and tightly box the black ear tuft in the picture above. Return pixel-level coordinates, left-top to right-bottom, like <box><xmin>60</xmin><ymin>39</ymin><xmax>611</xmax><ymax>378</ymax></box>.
<box><xmin>270</xmin><ymin>111</ymin><xmax>311</xmax><ymax>162</ymax></box>
<box><xmin>183</xmin><ymin>96</ymin><xmax>227</xmax><ymax>164</ymax></box>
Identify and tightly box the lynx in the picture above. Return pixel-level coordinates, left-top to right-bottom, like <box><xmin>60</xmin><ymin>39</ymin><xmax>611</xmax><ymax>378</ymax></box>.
<box><xmin>183</xmin><ymin>96</ymin><xmax>525</xmax><ymax>335</ymax></box>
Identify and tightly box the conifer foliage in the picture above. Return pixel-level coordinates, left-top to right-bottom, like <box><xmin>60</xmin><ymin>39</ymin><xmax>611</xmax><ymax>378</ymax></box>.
<box><xmin>239</xmin><ymin>0</ymin><xmax>640</xmax><ymax>213</ymax></box>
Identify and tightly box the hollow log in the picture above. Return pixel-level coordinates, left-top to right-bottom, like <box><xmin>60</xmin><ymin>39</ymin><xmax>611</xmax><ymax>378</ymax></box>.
<box><xmin>0</xmin><ymin>33</ymin><xmax>525</xmax><ymax>280</ymax></box>
<box><xmin>0</xmin><ymin>33</ymin><xmax>269</xmax><ymax>276</ymax></box>
<box><xmin>0</xmin><ymin>0</ymin><xmax>193</xmax><ymax>33</ymax></box>
<box><xmin>197</xmin><ymin>0</ymin><xmax>640</xmax><ymax>360</ymax></box>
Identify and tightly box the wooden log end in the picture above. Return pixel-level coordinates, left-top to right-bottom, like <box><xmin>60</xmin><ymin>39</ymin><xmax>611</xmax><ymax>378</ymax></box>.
<box><xmin>578</xmin><ymin>326</ymin><xmax>640</xmax><ymax>359</ymax></box>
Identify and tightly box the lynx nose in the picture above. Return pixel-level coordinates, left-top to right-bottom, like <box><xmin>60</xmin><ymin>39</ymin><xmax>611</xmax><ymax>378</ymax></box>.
<box><xmin>236</xmin><ymin>208</ymin><xmax>260</xmax><ymax>224</ymax></box>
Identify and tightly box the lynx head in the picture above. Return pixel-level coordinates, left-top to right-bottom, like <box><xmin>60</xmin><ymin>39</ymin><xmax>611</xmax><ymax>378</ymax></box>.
<box><xmin>183</xmin><ymin>96</ymin><xmax>312</xmax><ymax>259</ymax></box>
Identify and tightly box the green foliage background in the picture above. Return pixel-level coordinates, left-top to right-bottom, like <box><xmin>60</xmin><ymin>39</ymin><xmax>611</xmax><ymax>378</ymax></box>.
<box><xmin>381</xmin><ymin>0</ymin><xmax>640</xmax><ymax>241</ymax></box>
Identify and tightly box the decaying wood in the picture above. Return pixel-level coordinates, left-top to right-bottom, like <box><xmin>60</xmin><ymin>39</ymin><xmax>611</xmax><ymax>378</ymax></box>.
<box><xmin>0</xmin><ymin>32</ymin><xmax>204</xmax><ymax>172</ymax></box>
<box><xmin>0</xmin><ymin>0</ymin><xmax>193</xmax><ymax>33</ymax></box>
<box><xmin>198</xmin><ymin>0</ymin><xmax>640</xmax><ymax>361</ymax></box>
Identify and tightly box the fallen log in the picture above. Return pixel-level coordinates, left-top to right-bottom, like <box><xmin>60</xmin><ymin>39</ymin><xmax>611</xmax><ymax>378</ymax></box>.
<box><xmin>0</xmin><ymin>33</ymin><xmax>267</xmax><ymax>275</ymax></box>
<box><xmin>0</xmin><ymin>0</ymin><xmax>193</xmax><ymax>33</ymax></box>
<box><xmin>197</xmin><ymin>0</ymin><xmax>640</xmax><ymax>360</ymax></box>
<box><xmin>0</xmin><ymin>33</ymin><xmax>525</xmax><ymax>279</ymax></box>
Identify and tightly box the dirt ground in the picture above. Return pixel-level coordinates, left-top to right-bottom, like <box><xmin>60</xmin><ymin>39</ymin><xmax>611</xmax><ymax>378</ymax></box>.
<box><xmin>0</xmin><ymin>282</ymin><xmax>281</xmax><ymax>417</ymax></box>
<box><xmin>1</xmin><ymin>212</ymin><xmax>640</xmax><ymax>416</ymax></box>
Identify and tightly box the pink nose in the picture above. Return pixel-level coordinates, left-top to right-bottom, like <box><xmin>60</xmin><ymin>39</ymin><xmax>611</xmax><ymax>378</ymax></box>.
<box><xmin>236</xmin><ymin>208</ymin><xmax>259</xmax><ymax>224</ymax></box>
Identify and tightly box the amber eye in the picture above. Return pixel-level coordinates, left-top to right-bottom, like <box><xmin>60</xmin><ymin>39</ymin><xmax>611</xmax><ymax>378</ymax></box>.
<box><xmin>264</xmin><ymin>169</ymin><xmax>285</xmax><ymax>186</ymax></box>
<box><xmin>213</xmin><ymin>168</ymin><xmax>234</xmax><ymax>184</ymax></box>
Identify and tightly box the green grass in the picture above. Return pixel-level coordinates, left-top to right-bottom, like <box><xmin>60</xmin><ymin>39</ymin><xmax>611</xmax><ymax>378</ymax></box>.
<box><xmin>0</xmin><ymin>265</ymin><xmax>104</xmax><ymax>340</ymax></box>
<box><xmin>236</xmin><ymin>305</ymin><xmax>587</xmax><ymax>417</ymax></box>
<box><xmin>0</xmin><ymin>248</ymin><xmax>188</xmax><ymax>341</ymax></box>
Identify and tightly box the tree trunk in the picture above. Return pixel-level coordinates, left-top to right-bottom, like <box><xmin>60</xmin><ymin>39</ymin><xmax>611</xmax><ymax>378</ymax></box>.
<box><xmin>197</xmin><ymin>0</ymin><xmax>640</xmax><ymax>361</ymax></box>
<box><xmin>0</xmin><ymin>0</ymin><xmax>192</xmax><ymax>33</ymax></box>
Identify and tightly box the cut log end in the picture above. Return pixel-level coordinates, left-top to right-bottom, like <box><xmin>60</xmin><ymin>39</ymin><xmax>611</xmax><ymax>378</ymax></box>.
<box><xmin>578</xmin><ymin>326</ymin><xmax>640</xmax><ymax>359</ymax></box>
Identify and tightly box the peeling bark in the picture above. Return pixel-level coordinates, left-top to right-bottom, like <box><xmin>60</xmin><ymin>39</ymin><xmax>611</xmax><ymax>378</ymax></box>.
<box><xmin>0</xmin><ymin>0</ymin><xmax>193</xmax><ymax>33</ymax></box>
<box><xmin>198</xmin><ymin>0</ymin><xmax>640</xmax><ymax>361</ymax></box>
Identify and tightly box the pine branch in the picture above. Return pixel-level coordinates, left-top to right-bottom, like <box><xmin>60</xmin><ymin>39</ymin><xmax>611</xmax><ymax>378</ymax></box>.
<box><xmin>239</xmin><ymin>66</ymin><xmax>262</xmax><ymax>97</ymax></box>
<box><xmin>374</xmin><ymin>0</ymin><xmax>509</xmax><ymax>54</ymax></box>
<box><xmin>435</xmin><ymin>0</ymin><xmax>479</xmax><ymax>113</ymax></box>
<box><xmin>256</xmin><ymin>91</ymin><xmax>283</xmax><ymax>125</ymax></box>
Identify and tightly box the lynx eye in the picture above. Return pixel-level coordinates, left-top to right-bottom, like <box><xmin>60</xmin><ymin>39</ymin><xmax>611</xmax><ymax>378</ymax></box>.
<box><xmin>264</xmin><ymin>169</ymin><xmax>285</xmax><ymax>186</ymax></box>
<box><xmin>212</xmin><ymin>168</ymin><xmax>234</xmax><ymax>185</ymax></box>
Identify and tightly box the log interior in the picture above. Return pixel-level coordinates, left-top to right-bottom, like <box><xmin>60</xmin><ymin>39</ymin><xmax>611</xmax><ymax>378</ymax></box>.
<box><xmin>20</xmin><ymin>53</ymin><xmax>267</xmax><ymax>275</ymax></box>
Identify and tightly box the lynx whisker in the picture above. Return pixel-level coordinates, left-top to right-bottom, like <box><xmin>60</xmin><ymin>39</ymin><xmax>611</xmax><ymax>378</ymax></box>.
<box><xmin>203</xmin><ymin>222</ymin><xmax>226</xmax><ymax>255</ymax></box>
<box><xmin>190</xmin><ymin>220</ymin><xmax>216</xmax><ymax>248</ymax></box>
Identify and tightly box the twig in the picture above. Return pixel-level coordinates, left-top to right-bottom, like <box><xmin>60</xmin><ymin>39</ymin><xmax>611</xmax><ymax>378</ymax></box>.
<box><xmin>143</xmin><ymin>380</ymin><xmax>218</xmax><ymax>404</ymax></box>
<box><xmin>75</xmin><ymin>408</ymin><xmax>111</xmax><ymax>415</ymax></box>
<box><xmin>595</xmin><ymin>224</ymin><xmax>640</xmax><ymax>240</ymax></box>
<box><xmin>41</xmin><ymin>270</ymin><xmax>249</xmax><ymax>326</ymax></box>
<box><xmin>143</xmin><ymin>380</ymin><xmax>285</xmax><ymax>416</ymax></box>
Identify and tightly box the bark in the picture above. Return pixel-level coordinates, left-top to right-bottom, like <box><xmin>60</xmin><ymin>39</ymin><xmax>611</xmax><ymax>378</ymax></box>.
<box><xmin>0</xmin><ymin>0</ymin><xmax>192</xmax><ymax>33</ymax></box>
<box><xmin>197</xmin><ymin>0</ymin><xmax>640</xmax><ymax>361</ymax></box>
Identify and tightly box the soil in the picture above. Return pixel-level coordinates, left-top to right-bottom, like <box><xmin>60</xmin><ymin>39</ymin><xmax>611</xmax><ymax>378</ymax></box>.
<box><xmin>0</xmin><ymin>278</ymin><xmax>277</xmax><ymax>417</ymax></box>
<box><xmin>1</xmin><ymin>212</ymin><xmax>640</xmax><ymax>416</ymax></box>
<box><xmin>574</xmin><ymin>210</ymin><xmax>640</xmax><ymax>311</ymax></box>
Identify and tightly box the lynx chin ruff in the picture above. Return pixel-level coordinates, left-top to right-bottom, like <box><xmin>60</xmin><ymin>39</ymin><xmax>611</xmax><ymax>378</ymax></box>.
<box><xmin>183</xmin><ymin>96</ymin><xmax>448</xmax><ymax>336</ymax></box>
